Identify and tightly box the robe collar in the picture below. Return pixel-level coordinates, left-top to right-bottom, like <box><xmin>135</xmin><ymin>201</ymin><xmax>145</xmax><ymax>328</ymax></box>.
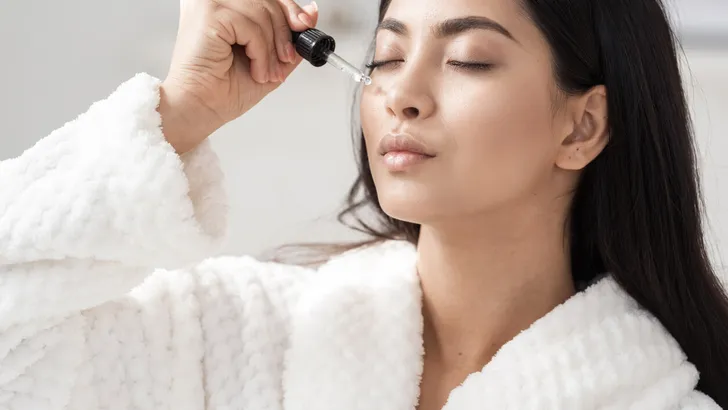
<box><xmin>283</xmin><ymin>241</ymin><xmax>700</xmax><ymax>410</ymax></box>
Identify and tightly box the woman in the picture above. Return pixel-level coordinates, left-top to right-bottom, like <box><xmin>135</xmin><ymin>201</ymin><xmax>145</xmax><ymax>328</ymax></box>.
<box><xmin>0</xmin><ymin>0</ymin><xmax>726</xmax><ymax>408</ymax></box>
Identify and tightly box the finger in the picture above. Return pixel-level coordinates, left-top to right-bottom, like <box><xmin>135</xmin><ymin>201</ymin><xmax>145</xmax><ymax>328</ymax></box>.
<box><xmin>264</xmin><ymin>0</ymin><xmax>296</xmax><ymax>63</ymax></box>
<box><xmin>215</xmin><ymin>1</ymin><xmax>279</xmax><ymax>80</ymax></box>
<box><xmin>280</xmin><ymin>51</ymin><xmax>304</xmax><ymax>80</ymax></box>
<box><xmin>241</xmin><ymin>3</ymin><xmax>280</xmax><ymax>81</ymax></box>
<box><xmin>300</xmin><ymin>2</ymin><xmax>319</xmax><ymax>27</ymax></box>
<box><xmin>223</xmin><ymin>10</ymin><xmax>271</xmax><ymax>83</ymax></box>
<box><xmin>267</xmin><ymin>3</ymin><xmax>293</xmax><ymax>81</ymax></box>
<box><xmin>259</xmin><ymin>2</ymin><xmax>317</xmax><ymax>86</ymax></box>
<box><xmin>260</xmin><ymin>3</ymin><xmax>284</xmax><ymax>83</ymax></box>
<box><xmin>268</xmin><ymin>44</ymin><xmax>283</xmax><ymax>82</ymax></box>
<box><xmin>276</xmin><ymin>0</ymin><xmax>311</xmax><ymax>31</ymax></box>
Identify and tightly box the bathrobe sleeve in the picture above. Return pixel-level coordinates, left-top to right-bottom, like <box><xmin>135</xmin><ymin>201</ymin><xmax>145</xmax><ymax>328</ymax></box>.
<box><xmin>0</xmin><ymin>74</ymin><xmax>310</xmax><ymax>410</ymax></box>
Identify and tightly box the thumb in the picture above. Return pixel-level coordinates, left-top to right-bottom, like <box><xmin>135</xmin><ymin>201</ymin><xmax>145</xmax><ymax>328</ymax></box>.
<box><xmin>270</xmin><ymin>1</ymin><xmax>320</xmax><ymax>87</ymax></box>
<box><xmin>278</xmin><ymin>0</ymin><xmax>317</xmax><ymax>31</ymax></box>
<box><xmin>300</xmin><ymin>2</ymin><xmax>319</xmax><ymax>27</ymax></box>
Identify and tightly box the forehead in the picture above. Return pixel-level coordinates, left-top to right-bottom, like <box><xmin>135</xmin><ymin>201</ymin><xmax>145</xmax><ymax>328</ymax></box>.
<box><xmin>381</xmin><ymin>0</ymin><xmax>548</xmax><ymax>55</ymax></box>
<box><xmin>384</xmin><ymin>0</ymin><xmax>521</xmax><ymax>27</ymax></box>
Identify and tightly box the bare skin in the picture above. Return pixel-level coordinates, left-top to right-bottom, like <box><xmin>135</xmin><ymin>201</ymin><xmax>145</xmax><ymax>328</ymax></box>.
<box><xmin>361</xmin><ymin>0</ymin><xmax>608</xmax><ymax>408</ymax></box>
<box><xmin>158</xmin><ymin>0</ymin><xmax>320</xmax><ymax>153</ymax></box>
<box><xmin>158</xmin><ymin>0</ymin><xmax>608</xmax><ymax>408</ymax></box>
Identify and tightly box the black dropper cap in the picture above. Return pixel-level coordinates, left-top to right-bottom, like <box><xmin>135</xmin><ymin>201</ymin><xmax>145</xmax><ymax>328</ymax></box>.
<box><xmin>291</xmin><ymin>28</ymin><xmax>336</xmax><ymax>67</ymax></box>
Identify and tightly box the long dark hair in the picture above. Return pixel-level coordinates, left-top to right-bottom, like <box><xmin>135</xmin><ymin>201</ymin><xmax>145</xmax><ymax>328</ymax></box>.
<box><xmin>320</xmin><ymin>0</ymin><xmax>728</xmax><ymax>405</ymax></box>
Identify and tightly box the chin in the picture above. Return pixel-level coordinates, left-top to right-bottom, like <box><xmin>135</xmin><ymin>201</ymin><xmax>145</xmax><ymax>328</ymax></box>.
<box><xmin>375</xmin><ymin>179</ymin><xmax>442</xmax><ymax>224</ymax></box>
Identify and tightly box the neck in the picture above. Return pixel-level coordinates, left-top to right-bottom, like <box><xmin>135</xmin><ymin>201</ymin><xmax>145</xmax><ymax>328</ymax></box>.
<box><xmin>416</xmin><ymin>200</ymin><xmax>575</xmax><ymax>372</ymax></box>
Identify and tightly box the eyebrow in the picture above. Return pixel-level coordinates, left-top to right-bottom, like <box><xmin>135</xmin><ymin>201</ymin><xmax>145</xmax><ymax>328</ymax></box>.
<box><xmin>376</xmin><ymin>16</ymin><xmax>519</xmax><ymax>44</ymax></box>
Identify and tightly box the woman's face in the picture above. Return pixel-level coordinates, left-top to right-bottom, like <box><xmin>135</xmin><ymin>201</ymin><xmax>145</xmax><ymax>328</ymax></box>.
<box><xmin>360</xmin><ymin>0</ymin><xmax>581</xmax><ymax>225</ymax></box>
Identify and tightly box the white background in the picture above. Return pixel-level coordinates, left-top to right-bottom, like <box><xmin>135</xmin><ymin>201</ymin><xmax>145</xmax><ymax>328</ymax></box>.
<box><xmin>671</xmin><ymin>0</ymin><xmax>728</xmax><ymax>37</ymax></box>
<box><xmin>0</xmin><ymin>0</ymin><xmax>725</xmax><ymax>269</ymax></box>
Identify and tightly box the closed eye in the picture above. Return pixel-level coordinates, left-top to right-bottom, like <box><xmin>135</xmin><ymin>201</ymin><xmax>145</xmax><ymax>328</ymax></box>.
<box><xmin>366</xmin><ymin>60</ymin><xmax>494</xmax><ymax>72</ymax></box>
<box><xmin>365</xmin><ymin>60</ymin><xmax>403</xmax><ymax>70</ymax></box>
<box><xmin>448</xmin><ymin>61</ymin><xmax>494</xmax><ymax>71</ymax></box>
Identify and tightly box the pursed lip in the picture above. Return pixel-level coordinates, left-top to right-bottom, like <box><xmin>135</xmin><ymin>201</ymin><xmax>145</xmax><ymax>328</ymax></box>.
<box><xmin>377</xmin><ymin>133</ymin><xmax>436</xmax><ymax>157</ymax></box>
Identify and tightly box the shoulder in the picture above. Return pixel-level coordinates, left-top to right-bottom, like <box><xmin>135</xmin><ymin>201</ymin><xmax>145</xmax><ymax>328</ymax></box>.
<box><xmin>193</xmin><ymin>239</ymin><xmax>417</xmax><ymax>301</ymax></box>
<box><xmin>144</xmin><ymin>254</ymin><xmax>317</xmax><ymax>306</ymax></box>
<box><xmin>127</xmin><ymin>239</ymin><xmax>416</xmax><ymax>316</ymax></box>
<box><xmin>124</xmin><ymin>240</ymin><xmax>418</xmax><ymax>339</ymax></box>
<box><xmin>120</xmin><ymin>255</ymin><xmax>317</xmax><ymax>339</ymax></box>
<box><xmin>128</xmin><ymin>237</ymin><xmax>414</xmax><ymax>295</ymax></box>
<box><xmin>317</xmin><ymin>239</ymin><xmax>417</xmax><ymax>277</ymax></box>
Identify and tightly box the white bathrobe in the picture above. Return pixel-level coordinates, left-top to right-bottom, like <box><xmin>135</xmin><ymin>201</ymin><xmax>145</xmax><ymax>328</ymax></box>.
<box><xmin>0</xmin><ymin>74</ymin><xmax>720</xmax><ymax>410</ymax></box>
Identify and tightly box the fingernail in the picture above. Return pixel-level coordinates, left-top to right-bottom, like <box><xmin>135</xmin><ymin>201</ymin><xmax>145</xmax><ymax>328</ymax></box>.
<box><xmin>298</xmin><ymin>12</ymin><xmax>313</xmax><ymax>27</ymax></box>
<box><xmin>311</xmin><ymin>1</ymin><xmax>318</xmax><ymax>12</ymax></box>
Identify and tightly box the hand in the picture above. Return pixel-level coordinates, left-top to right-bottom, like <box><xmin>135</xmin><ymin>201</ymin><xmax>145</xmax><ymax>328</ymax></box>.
<box><xmin>158</xmin><ymin>0</ymin><xmax>319</xmax><ymax>153</ymax></box>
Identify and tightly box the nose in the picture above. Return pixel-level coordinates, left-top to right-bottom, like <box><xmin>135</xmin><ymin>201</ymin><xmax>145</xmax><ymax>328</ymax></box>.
<box><xmin>385</xmin><ymin>68</ymin><xmax>436</xmax><ymax>121</ymax></box>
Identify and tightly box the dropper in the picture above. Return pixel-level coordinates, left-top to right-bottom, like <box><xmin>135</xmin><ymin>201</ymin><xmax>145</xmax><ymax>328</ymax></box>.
<box><xmin>292</xmin><ymin>28</ymin><xmax>372</xmax><ymax>85</ymax></box>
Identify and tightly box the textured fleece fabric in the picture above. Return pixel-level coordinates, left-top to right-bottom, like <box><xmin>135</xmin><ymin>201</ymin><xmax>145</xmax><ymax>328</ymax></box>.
<box><xmin>0</xmin><ymin>74</ymin><xmax>721</xmax><ymax>410</ymax></box>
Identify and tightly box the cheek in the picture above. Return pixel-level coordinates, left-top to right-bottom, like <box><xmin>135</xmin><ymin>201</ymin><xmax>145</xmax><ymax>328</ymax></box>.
<box><xmin>360</xmin><ymin>91</ymin><xmax>382</xmax><ymax>158</ymax></box>
<box><xmin>443</xmin><ymin>71</ymin><xmax>558</xmax><ymax>203</ymax></box>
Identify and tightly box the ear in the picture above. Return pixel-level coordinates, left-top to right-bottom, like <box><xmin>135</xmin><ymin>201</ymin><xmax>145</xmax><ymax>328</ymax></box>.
<box><xmin>555</xmin><ymin>85</ymin><xmax>609</xmax><ymax>171</ymax></box>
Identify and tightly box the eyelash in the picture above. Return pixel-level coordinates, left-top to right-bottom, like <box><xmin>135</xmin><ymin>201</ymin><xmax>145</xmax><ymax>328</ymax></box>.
<box><xmin>365</xmin><ymin>60</ymin><xmax>493</xmax><ymax>72</ymax></box>
<box><xmin>365</xmin><ymin>60</ymin><xmax>401</xmax><ymax>70</ymax></box>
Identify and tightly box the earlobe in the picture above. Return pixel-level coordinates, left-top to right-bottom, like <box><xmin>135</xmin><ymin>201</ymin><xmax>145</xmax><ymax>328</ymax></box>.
<box><xmin>555</xmin><ymin>86</ymin><xmax>609</xmax><ymax>171</ymax></box>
